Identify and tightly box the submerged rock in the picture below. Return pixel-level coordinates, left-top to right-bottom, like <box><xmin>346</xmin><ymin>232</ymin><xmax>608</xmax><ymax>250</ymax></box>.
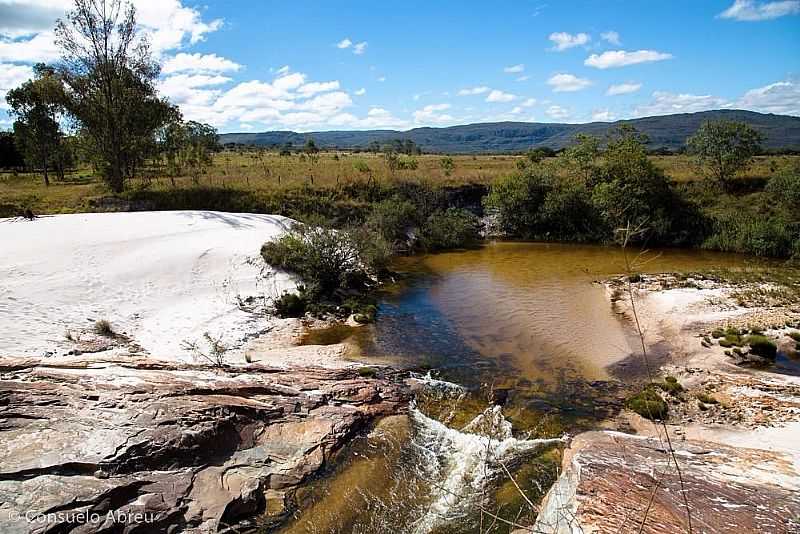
<box><xmin>533</xmin><ymin>430</ymin><xmax>800</xmax><ymax>533</ymax></box>
<box><xmin>0</xmin><ymin>356</ymin><xmax>410</xmax><ymax>533</ymax></box>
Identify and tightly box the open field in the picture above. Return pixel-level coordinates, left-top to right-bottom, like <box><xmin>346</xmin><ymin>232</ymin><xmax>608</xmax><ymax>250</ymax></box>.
<box><xmin>1</xmin><ymin>152</ymin><xmax>798</xmax><ymax>216</ymax></box>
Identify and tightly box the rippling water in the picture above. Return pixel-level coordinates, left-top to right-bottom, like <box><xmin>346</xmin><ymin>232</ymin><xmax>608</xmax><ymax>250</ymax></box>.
<box><xmin>285</xmin><ymin>242</ymin><xmax>765</xmax><ymax>533</ymax></box>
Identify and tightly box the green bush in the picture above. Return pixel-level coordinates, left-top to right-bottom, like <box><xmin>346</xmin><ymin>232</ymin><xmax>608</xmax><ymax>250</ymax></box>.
<box><xmin>745</xmin><ymin>335</ymin><xmax>777</xmax><ymax>359</ymax></box>
<box><xmin>262</xmin><ymin>225</ymin><xmax>388</xmax><ymax>300</ymax></box>
<box><xmin>274</xmin><ymin>292</ymin><xmax>306</xmax><ymax>318</ymax></box>
<box><xmin>366</xmin><ymin>198</ymin><xmax>418</xmax><ymax>245</ymax></box>
<box><xmin>703</xmin><ymin>211</ymin><xmax>796</xmax><ymax>258</ymax></box>
<box><xmin>656</xmin><ymin>376</ymin><xmax>683</xmax><ymax>396</ymax></box>
<box><xmin>626</xmin><ymin>387</ymin><xmax>668</xmax><ymax>420</ymax></box>
<box><xmin>419</xmin><ymin>208</ymin><xmax>480</xmax><ymax>251</ymax></box>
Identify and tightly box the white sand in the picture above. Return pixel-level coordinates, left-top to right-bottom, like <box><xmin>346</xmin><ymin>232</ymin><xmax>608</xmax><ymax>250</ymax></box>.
<box><xmin>0</xmin><ymin>211</ymin><xmax>297</xmax><ymax>361</ymax></box>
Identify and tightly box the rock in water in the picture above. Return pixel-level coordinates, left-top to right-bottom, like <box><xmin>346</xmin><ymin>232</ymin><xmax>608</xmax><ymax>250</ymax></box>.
<box><xmin>533</xmin><ymin>430</ymin><xmax>800</xmax><ymax>533</ymax></box>
<box><xmin>0</xmin><ymin>356</ymin><xmax>410</xmax><ymax>533</ymax></box>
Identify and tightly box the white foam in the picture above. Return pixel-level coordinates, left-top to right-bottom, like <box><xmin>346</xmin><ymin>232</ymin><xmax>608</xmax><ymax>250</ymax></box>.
<box><xmin>409</xmin><ymin>404</ymin><xmax>566</xmax><ymax>533</ymax></box>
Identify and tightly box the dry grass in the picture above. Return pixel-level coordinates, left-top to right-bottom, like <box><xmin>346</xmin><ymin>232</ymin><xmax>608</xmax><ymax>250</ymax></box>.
<box><xmin>1</xmin><ymin>152</ymin><xmax>797</xmax><ymax>215</ymax></box>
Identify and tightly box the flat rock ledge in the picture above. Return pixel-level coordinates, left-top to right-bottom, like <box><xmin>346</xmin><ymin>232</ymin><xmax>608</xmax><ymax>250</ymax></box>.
<box><xmin>532</xmin><ymin>430</ymin><xmax>800</xmax><ymax>534</ymax></box>
<box><xmin>0</xmin><ymin>355</ymin><xmax>410</xmax><ymax>533</ymax></box>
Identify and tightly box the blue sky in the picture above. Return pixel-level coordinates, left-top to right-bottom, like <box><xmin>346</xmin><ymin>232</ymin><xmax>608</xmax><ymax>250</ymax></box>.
<box><xmin>1</xmin><ymin>0</ymin><xmax>799</xmax><ymax>132</ymax></box>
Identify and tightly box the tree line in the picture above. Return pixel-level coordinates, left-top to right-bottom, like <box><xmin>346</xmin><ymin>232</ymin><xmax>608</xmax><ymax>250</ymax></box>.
<box><xmin>3</xmin><ymin>0</ymin><xmax>219</xmax><ymax>191</ymax></box>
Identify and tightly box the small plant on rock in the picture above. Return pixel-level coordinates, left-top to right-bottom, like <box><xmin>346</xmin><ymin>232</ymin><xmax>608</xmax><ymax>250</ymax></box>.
<box><xmin>94</xmin><ymin>319</ymin><xmax>114</xmax><ymax>337</ymax></box>
<box><xmin>182</xmin><ymin>332</ymin><xmax>230</xmax><ymax>368</ymax></box>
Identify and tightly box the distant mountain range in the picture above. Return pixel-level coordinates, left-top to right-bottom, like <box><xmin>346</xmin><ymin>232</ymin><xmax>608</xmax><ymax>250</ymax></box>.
<box><xmin>219</xmin><ymin>110</ymin><xmax>800</xmax><ymax>153</ymax></box>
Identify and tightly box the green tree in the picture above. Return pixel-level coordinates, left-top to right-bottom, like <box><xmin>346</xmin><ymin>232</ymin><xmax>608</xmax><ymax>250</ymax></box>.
<box><xmin>55</xmin><ymin>0</ymin><xmax>176</xmax><ymax>192</ymax></box>
<box><xmin>562</xmin><ymin>133</ymin><xmax>600</xmax><ymax>182</ymax></box>
<box><xmin>304</xmin><ymin>137</ymin><xmax>320</xmax><ymax>184</ymax></box>
<box><xmin>687</xmin><ymin>120</ymin><xmax>764</xmax><ymax>191</ymax></box>
<box><xmin>5</xmin><ymin>64</ymin><xmax>67</xmax><ymax>186</ymax></box>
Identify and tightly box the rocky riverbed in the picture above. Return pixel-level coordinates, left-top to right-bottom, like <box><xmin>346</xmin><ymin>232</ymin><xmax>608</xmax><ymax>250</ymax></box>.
<box><xmin>0</xmin><ymin>354</ymin><xmax>410</xmax><ymax>533</ymax></box>
<box><xmin>532</xmin><ymin>272</ymin><xmax>800</xmax><ymax>533</ymax></box>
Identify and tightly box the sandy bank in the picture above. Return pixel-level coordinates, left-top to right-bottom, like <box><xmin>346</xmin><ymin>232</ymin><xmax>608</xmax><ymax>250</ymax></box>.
<box><xmin>0</xmin><ymin>211</ymin><xmax>308</xmax><ymax>362</ymax></box>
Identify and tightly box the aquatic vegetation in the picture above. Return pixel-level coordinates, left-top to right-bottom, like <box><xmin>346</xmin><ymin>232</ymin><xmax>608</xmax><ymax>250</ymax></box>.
<box><xmin>626</xmin><ymin>386</ymin><xmax>669</xmax><ymax>420</ymax></box>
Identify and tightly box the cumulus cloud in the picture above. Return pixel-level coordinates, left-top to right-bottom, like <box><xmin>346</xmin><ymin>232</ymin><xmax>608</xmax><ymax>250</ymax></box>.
<box><xmin>719</xmin><ymin>0</ymin><xmax>800</xmax><ymax>20</ymax></box>
<box><xmin>606</xmin><ymin>82</ymin><xmax>642</xmax><ymax>96</ymax></box>
<box><xmin>545</xmin><ymin>105</ymin><xmax>570</xmax><ymax>120</ymax></box>
<box><xmin>547</xmin><ymin>73</ymin><xmax>592</xmax><ymax>92</ymax></box>
<box><xmin>522</xmin><ymin>98</ymin><xmax>537</xmax><ymax>107</ymax></box>
<box><xmin>162</xmin><ymin>53</ymin><xmax>241</xmax><ymax>74</ymax></box>
<box><xmin>592</xmin><ymin>109</ymin><xmax>615</xmax><ymax>121</ymax></box>
<box><xmin>457</xmin><ymin>86</ymin><xmax>490</xmax><ymax>96</ymax></box>
<box><xmin>413</xmin><ymin>103</ymin><xmax>454</xmax><ymax>125</ymax></box>
<box><xmin>353</xmin><ymin>41</ymin><xmax>367</xmax><ymax>55</ymax></box>
<box><xmin>0</xmin><ymin>31</ymin><xmax>59</xmax><ymax>62</ymax></box>
<box><xmin>336</xmin><ymin>38</ymin><xmax>352</xmax><ymax>49</ymax></box>
<box><xmin>504</xmin><ymin>64</ymin><xmax>524</xmax><ymax>73</ymax></box>
<box><xmin>486</xmin><ymin>89</ymin><xmax>516</xmax><ymax>102</ymax></box>
<box><xmin>516</xmin><ymin>75</ymin><xmax>530</xmax><ymax>82</ymax></box>
<box><xmin>331</xmin><ymin>107</ymin><xmax>409</xmax><ymax>129</ymax></box>
<box><xmin>585</xmin><ymin>49</ymin><xmax>672</xmax><ymax>69</ymax></box>
<box><xmin>354</xmin><ymin>87</ymin><xmax>366</xmax><ymax>96</ymax></box>
<box><xmin>600</xmin><ymin>31</ymin><xmax>621</xmax><ymax>45</ymax></box>
<box><xmin>548</xmin><ymin>32</ymin><xmax>590</xmax><ymax>51</ymax></box>
<box><xmin>0</xmin><ymin>61</ymin><xmax>34</xmax><ymax>109</ymax></box>
<box><xmin>0</xmin><ymin>0</ymin><xmax>224</xmax><ymax>63</ymax></box>
<box><xmin>633</xmin><ymin>91</ymin><xmax>730</xmax><ymax>116</ymax></box>
<box><xmin>736</xmin><ymin>80</ymin><xmax>799</xmax><ymax>115</ymax></box>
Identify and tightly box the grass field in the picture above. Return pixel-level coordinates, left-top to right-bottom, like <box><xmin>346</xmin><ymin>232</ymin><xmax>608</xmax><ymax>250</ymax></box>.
<box><xmin>1</xmin><ymin>152</ymin><xmax>798</xmax><ymax>216</ymax></box>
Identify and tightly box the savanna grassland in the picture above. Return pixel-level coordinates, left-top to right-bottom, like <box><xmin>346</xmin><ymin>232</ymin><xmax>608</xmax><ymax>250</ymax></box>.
<box><xmin>1</xmin><ymin>151</ymin><xmax>797</xmax><ymax>215</ymax></box>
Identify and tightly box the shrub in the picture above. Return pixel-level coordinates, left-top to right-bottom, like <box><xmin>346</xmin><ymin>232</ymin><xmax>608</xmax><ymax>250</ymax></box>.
<box><xmin>419</xmin><ymin>208</ymin><xmax>480</xmax><ymax>251</ymax></box>
<box><xmin>94</xmin><ymin>319</ymin><xmax>114</xmax><ymax>336</ymax></box>
<box><xmin>274</xmin><ymin>292</ymin><xmax>306</xmax><ymax>318</ymax></box>
<box><xmin>703</xmin><ymin>211</ymin><xmax>795</xmax><ymax>258</ymax></box>
<box><xmin>745</xmin><ymin>335</ymin><xmax>777</xmax><ymax>360</ymax></box>
<box><xmin>656</xmin><ymin>376</ymin><xmax>683</xmax><ymax>396</ymax></box>
<box><xmin>696</xmin><ymin>392</ymin><xmax>718</xmax><ymax>404</ymax></box>
<box><xmin>626</xmin><ymin>387</ymin><xmax>668</xmax><ymax>420</ymax></box>
<box><xmin>366</xmin><ymin>198</ymin><xmax>418</xmax><ymax>245</ymax></box>
<box><xmin>262</xmin><ymin>224</ymin><xmax>389</xmax><ymax>301</ymax></box>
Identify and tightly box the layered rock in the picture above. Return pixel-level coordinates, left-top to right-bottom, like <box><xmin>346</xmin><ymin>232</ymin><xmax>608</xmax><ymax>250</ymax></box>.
<box><xmin>0</xmin><ymin>356</ymin><xmax>410</xmax><ymax>533</ymax></box>
<box><xmin>533</xmin><ymin>430</ymin><xmax>800</xmax><ymax>533</ymax></box>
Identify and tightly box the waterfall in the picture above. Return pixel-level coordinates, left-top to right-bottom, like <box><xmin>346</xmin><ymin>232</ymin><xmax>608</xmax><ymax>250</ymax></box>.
<box><xmin>407</xmin><ymin>403</ymin><xmax>567</xmax><ymax>533</ymax></box>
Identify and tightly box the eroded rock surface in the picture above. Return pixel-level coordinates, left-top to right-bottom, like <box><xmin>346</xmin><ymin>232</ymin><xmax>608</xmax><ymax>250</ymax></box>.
<box><xmin>534</xmin><ymin>430</ymin><xmax>800</xmax><ymax>534</ymax></box>
<box><xmin>0</xmin><ymin>356</ymin><xmax>410</xmax><ymax>533</ymax></box>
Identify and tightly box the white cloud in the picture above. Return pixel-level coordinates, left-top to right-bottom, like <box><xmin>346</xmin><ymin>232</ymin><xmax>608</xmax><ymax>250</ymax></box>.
<box><xmin>162</xmin><ymin>53</ymin><xmax>241</xmax><ymax>74</ymax></box>
<box><xmin>297</xmin><ymin>81</ymin><xmax>340</xmax><ymax>96</ymax></box>
<box><xmin>0</xmin><ymin>61</ymin><xmax>34</xmax><ymax>109</ymax></box>
<box><xmin>545</xmin><ymin>105</ymin><xmax>570</xmax><ymax>120</ymax></box>
<box><xmin>458</xmin><ymin>86</ymin><xmax>490</xmax><ymax>96</ymax></box>
<box><xmin>522</xmin><ymin>98</ymin><xmax>537</xmax><ymax>107</ymax></box>
<box><xmin>548</xmin><ymin>32</ymin><xmax>590</xmax><ymax>51</ymax></box>
<box><xmin>504</xmin><ymin>64</ymin><xmax>524</xmax><ymax>73</ymax></box>
<box><xmin>353</xmin><ymin>41</ymin><xmax>368</xmax><ymax>55</ymax></box>
<box><xmin>336</xmin><ymin>38</ymin><xmax>352</xmax><ymax>49</ymax></box>
<box><xmin>547</xmin><ymin>73</ymin><xmax>592</xmax><ymax>92</ymax></box>
<box><xmin>330</xmin><ymin>107</ymin><xmax>409</xmax><ymax>129</ymax></box>
<box><xmin>606</xmin><ymin>82</ymin><xmax>642</xmax><ymax>96</ymax></box>
<box><xmin>585</xmin><ymin>49</ymin><xmax>673</xmax><ymax>69</ymax></box>
<box><xmin>486</xmin><ymin>89</ymin><xmax>516</xmax><ymax>102</ymax></box>
<box><xmin>413</xmin><ymin>103</ymin><xmax>454</xmax><ymax>125</ymax></box>
<box><xmin>275</xmin><ymin>65</ymin><xmax>291</xmax><ymax>76</ymax></box>
<box><xmin>516</xmin><ymin>75</ymin><xmax>530</xmax><ymax>82</ymax></box>
<box><xmin>0</xmin><ymin>31</ymin><xmax>59</xmax><ymax>62</ymax></box>
<box><xmin>736</xmin><ymin>80</ymin><xmax>800</xmax><ymax>115</ymax></box>
<box><xmin>600</xmin><ymin>31</ymin><xmax>621</xmax><ymax>45</ymax></box>
<box><xmin>719</xmin><ymin>0</ymin><xmax>800</xmax><ymax>20</ymax></box>
<box><xmin>634</xmin><ymin>91</ymin><xmax>730</xmax><ymax>117</ymax></box>
<box><xmin>0</xmin><ymin>0</ymin><xmax>224</xmax><ymax>63</ymax></box>
<box><xmin>592</xmin><ymin>109</ymin><xmax>615</xmax><ymax>121</ymax></box>
<box><xmin>377</xmin><ymin>76</ymin><xmax>386</xmax><ymax>82</ymax></box>
<box><xmin>354</xmin><ymin>88</ymin><xmax>366</xmax><ymax>96</ymax></box>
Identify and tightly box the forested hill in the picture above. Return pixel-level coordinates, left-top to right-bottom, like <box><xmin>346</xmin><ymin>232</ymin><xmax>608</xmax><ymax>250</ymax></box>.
<box><xmin>219</xmin><ymin>110</ymin><xmax>800</xmax><ymax>153</ymax></box>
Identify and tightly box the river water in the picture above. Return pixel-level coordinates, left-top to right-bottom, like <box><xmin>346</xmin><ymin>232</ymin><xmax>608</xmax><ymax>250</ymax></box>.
<box><xmin>281</xmin><ymin>242</ymin><xmax>768</xmax><ymax>534</ymax></box>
